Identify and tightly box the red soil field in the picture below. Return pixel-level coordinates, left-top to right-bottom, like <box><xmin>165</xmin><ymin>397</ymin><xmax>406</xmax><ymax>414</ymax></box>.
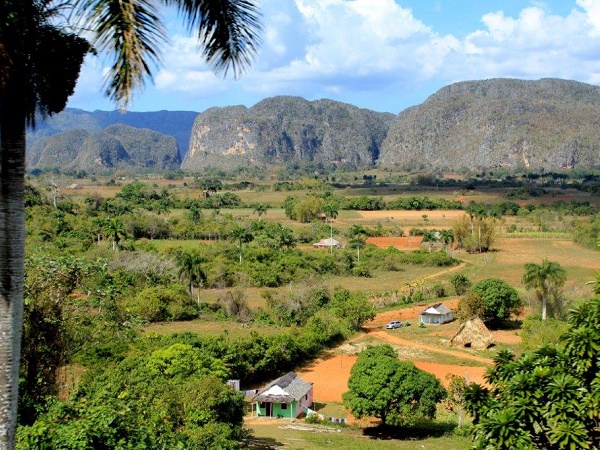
<box><xmin>297</xmin><ymin>299</ymin><xmax>511</xmax><ymax>405</ymax></box>
<box><xmin>366</xmin><ymin>236</ymin><xmax>423</xmax><ymax>250</ymax></box>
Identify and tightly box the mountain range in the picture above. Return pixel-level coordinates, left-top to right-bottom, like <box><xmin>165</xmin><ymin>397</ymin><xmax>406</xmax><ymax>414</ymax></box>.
<box><xmin>26</xmin><ymin>78</ymin><xmax>600</xmax><ymax>174</ymax></box>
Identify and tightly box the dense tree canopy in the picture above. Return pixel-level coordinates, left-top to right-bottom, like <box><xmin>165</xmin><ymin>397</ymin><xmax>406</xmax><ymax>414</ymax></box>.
<box><xmin>465</xmin><ymin>295</ymin><xmax>600</xmax><ymax>449</ymax></box>
<box><xmin>343</xmin><ymin>345</ymin><xmax>446</xmax><ymax>426</ymax></box>
<box><xmin>457</xmin><ymin>278</ymin><xmax>522</xmax><ymax>325</ymax></box>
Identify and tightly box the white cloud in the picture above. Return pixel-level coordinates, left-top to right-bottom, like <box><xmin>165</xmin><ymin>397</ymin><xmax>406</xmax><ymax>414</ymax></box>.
<box><xmin>577</xmin><ymin>0</ymin><xmax>600</xmax><ymax>36</ymax></box>
<box><xmin>68</xmin><ymin>1</ymin><xmax>600</xmax><ymax>113</ymax></box>
<box><xmin>447</xmin><ymin>4</ymin><xmax>600</xmax><ymax>84</ymax></box>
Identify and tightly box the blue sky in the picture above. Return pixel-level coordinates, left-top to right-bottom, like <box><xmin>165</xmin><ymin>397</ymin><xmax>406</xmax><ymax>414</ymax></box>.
<box><xmin>67</xmin><ymin>0</ymin><xmax>600</xmax><ymax>114</ymax></box>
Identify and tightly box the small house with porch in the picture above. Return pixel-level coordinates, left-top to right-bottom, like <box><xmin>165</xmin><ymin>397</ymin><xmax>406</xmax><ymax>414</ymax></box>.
<box><xmin>419</xmin><ymin>302</ymin><xmax>454</xmax><ymax>324</ymax></box>
<box><xmin>253</xmin><ymin>372</ymin><xmax>313</xmax><ymax>419</ymax></box>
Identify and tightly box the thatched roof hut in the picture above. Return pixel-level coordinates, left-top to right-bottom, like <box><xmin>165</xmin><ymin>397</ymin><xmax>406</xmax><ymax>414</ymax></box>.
<box><xmin>450</xmin><ymin>317</ymin><xmax>494</xmax><ymax>350</ymax></box>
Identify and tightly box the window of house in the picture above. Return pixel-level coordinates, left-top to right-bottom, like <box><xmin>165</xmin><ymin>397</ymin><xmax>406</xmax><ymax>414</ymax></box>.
<box><xmin>281</xmin><ymin>403</ymin><xmax>288</xmax><ymax>410</ymax></box>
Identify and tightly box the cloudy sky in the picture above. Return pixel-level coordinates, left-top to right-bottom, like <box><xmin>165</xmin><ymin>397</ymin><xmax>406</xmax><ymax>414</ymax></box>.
<box><xmin>67</xmin><ymin>0</ymin><xmax>600</xmax><ymax>114</ymax></box>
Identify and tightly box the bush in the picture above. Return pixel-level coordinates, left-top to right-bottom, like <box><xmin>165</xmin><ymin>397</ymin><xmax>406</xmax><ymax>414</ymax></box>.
<box><xmin>450</xmin><ymin>274</ymin><xmax>472</xmax><ymax>295</ymax></box>
<box><xmin>122</xmin><ymin>285</ymin><xmax>199</xmax><ymax>322</ymax></box>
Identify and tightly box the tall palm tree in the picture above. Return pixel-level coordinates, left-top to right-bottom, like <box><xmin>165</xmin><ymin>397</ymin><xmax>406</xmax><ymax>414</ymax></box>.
<box><xmin>348</xmin><ymin>224</ymin><xmax>367</xmax><ymax>262</ymax></box>
<box><xmin>230</xmin><ymin>225</ymin><xmax>253</xmax><ymax>263</ymax></box>
<box><xmin>175</xmin><ymin>251</ymin><xmax>206</xmax><ymax>303</ymax></box>
<box><xmin>322</xmin><ymin>202</ymin><xmax>338</xmax><ymax>254</ymax></box>
<box><xmin>104</xmin><ymin>217</ymin><xmax>127</xmax><ymax>251</ymax></box>
<box><xmin>0</xmin><ymin>1</ymin><xmax>262</xmax><ymax>446</ymax></box>
<box><xmin>522</xmin><ymin>258</ymin><xmax>567</xmax><ymax>320</ymax></box>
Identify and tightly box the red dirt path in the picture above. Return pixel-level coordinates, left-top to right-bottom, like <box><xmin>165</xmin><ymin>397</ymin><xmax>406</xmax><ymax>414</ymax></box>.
<box><xmin>297</xmin><ymin>299</ymin><xmax>511</xmax><ymax>404</ymax></box>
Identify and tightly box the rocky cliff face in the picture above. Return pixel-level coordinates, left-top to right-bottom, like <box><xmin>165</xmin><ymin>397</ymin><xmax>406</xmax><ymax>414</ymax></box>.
<box><xmin>27</xmin><ymin>124</ymin><xmax>181</xmax><ymax>173</ymax></box>
<box><xmin>379</xmin><ymin>78</ymin><xmax>600</xmax><ymax>172</ymax></box>
<box><xmin>182</xmin><ymin>96</ymin><xmax>394</xmax><ymax>171</ymax></box>
<box><xmin>28</xmin><ymin>109</ymin><xmax>198</xmax><ymax>159</ymax></box>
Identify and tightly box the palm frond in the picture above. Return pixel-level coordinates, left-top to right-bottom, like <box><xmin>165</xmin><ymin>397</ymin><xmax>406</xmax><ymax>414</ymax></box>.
<box><xmin>77</xmin><ymin>0</ymin><xmax>167</xmax><ymax>109</ymax></box>
<box><xmin>165</xmin><ymin>0</ymin><xmax>262</xmax><ymax>78</ymax></box>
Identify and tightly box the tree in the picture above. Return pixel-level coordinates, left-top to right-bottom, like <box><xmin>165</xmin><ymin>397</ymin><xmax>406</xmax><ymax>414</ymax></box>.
<box><xmin>348</xmin><ymin>224</ymin><xmax>368</xmax><ymax>262</ymax></box>
<box><xmin>329</xmin><ymin>288</ymin><xmax>375</xmax><ymax>331</ymax></box>
<box><xmin>450</xmin><ymin>273</ymin><xmax>472</xmax><ymax>295</ymax></box>
<box><xmin>252</xmin><ymin>203</ymin><xmax>269</xmax><ymax>217</ymax></box>
<box><xmin>343</xmin><ymin>345</ymin><xmax>446</xmax><ymax>426</ymax></box>
<box><xmin>274</xmin><ymin>225</ymin><xmax>296</xmax><ymax>251</ymax></box>
<box><xmin>451</xmin><ymin>214</ymin><xmax>497</xmax><ymax>253</ymax></box>
<box><xmin>464</xmin><ymin>295</ymin><xmax>600</xmax><ymax>449</ymax></box>
<box><xmin>229</xmin><ymin>225</ymin><xmax>253</xmax><ymax>263</ymax></box>
<box><xmin>460</xmin><ymin>278</ymin><xmax>522</xmax><ymax>325</ymax></box>
<box><xmin>104</xmin><ymin>217</ymin><xmax>127</xmax><ymax>251</ymax></box>
<box><xmin>322</xmin><ymin>202</ymin><xmax>338</xmax><ymax>254</ymax></box>
<box><xmin>0</xmin><ymin>2</ymin><xmax>261</xmax><ymax>446</ymax></box>
<box><xmin>522</xmin><ymin>258</ymin><xmax>567</xmax><ymax>320</ymax></box>
<box><xmin>187</xmin><ymin>204</ymin><xmax>203</xmax><ymax>224</ymax></box>
<box><xmin>176</xmin><ymin>251</ymin><xmax>207</xmax><ymax>303</ymax></box>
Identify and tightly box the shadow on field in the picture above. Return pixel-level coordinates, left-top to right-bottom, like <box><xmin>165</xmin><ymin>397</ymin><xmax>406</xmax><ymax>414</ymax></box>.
<box><xmin>244</xmin><ymin>437</ymin><xmax>285</xmax><ymax>449</ymax></box>
<box><xmin>363</xmin><ymin>421</ymin><xmax>456</xmax><ymax>440</ymax></box>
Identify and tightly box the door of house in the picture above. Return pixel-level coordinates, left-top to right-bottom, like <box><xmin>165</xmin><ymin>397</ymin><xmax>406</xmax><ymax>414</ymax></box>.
<box><xmin>266</xmin><ymin>403</ymin><xmax>273</xmax><ymax>417</ymax></box>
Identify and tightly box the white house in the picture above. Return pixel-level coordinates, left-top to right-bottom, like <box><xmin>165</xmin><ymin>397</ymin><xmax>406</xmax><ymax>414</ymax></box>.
<box><xmin>419</xmin><ymin>303</ymin><xmax>454</xmax><ymax>324</ymax></box>
<box><xmin>313</xmin><ymin>238</ymin><xmax>341</xmax><ymax>249</ymax></box>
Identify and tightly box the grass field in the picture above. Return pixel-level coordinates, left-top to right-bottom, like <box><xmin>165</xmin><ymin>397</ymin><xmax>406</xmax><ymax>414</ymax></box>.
<box><xmin>246</xmin><ymin>420</ymin><xmax>471</xmax><ymax>450</ymax></box>
<box><xmin>49</xmin><ymin>175</ymin><xmax>599</xmax><ymax>449</ymax></box>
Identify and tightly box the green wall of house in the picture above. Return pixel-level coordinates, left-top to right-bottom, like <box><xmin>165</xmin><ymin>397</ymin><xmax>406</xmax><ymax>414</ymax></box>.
<box><xmin>256</xmin><ymin>401</ymin><xmax>297</xmax><ymax>418</ymax></box>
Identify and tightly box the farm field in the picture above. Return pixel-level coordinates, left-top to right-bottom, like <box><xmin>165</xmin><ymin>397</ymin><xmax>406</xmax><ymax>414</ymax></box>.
<box><xmin>21</xmin><ymin>173</ymin><xmax>600</xmax><ymax>449</ymax></box>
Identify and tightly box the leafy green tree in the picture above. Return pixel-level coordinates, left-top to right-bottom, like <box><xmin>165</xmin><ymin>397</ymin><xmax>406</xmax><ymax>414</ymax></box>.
<box><xmin>450</xmin><ymin>274</ymin><xmax>472</xmax><ymax>295</ymax></box>
<box><xmin>329</xmin><ymin>288</ymin><xmax>375</xmax><ymax>331</ymax></box>
<box><xmin>522</xmin><ymin>258</ymin><xmax>567</xmax><ymax>320</ymax></box>
<box><xmin>444</xmin><ymin>374</ymin><xmax>469</xmax><ymax>428</ymax></box>
<box><xmin>343</xmin><ymin>345</ymin><xmax>446</xmax><ymax>426</ymax></box>
<box><xmin>293</xmin><ymin>196</ymin><xmax>322</xmax><ymax>223</ymax></box>
<box><xmin>17</xmin><ymin>346</ymin><xmax>243</xmax><ymax>449</ymax></box>
<box><xmin>0</xmin><ymin>1</ymin><xmax>261</xmax><ymax>445</ymax></box>
<box><xmin>464</xmin><ymin>295</ymin><xmax>600</xmax><ymax>449</ymax></box>
<box><xmin>252</xmin><ymin>202</ymin><xmax>269</xmax><ymax>217</ymax></box>
<box><xmin>464</xmin><ymin>278</ymin><xmax>522</xmax><ymax>325</ymax></box>
<box><xmin>123</xmin><ymin>285</ymin><xmax>199</xmax><ymax>322</ymax></box>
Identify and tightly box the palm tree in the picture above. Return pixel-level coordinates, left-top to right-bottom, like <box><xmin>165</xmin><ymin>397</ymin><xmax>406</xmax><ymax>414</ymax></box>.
<box><xmin>439</xmin><ymin>229</ymin><xmax>454</xmax><ymax>248</ymax></box>
<box><xmin>522</xmin><ymin>258</ymin><xmax>567</xmax><ymax>320</ymax></box>
<box><xmin>176</xmin><ymin>251</ymin><xmax>206</xmax><ymax>303</ymax></box>
<box><xmin>230</xmin><ymin>225</ymin><xmax>253</xmax><ymax>263</ymax></box>
<box><xmin>104</xmin><ymin>218</ymin><xmax>127</xmax><ymax>251</ymax></box>
<box><xmin>322</xmin><ymin>202</ymin><xmax>338</xmax><ymax>254</ymax></box>
<box><xmin>0</xmin><ymin>2</ymin><xmax>261</xmax><ymax>445</ymax></box>
<box><xmin>252</xmin><ymin>203</ymin><xmax>269</xmax><ymax>217</ymax></box>
<box><xmin>187</xmin><ymin>204</ymin><xmax>203</xmax><ymax>224</ymax></box>
<box><xmin>348</xmin><ymin>224</ymin><xmax>367</xmax><ymax>262</ymax></box>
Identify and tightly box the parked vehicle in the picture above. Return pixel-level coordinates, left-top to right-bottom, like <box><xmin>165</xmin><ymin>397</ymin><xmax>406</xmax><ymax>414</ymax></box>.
<box><xmin>386</xmin><ymin>320</ymin><xmax>403</xmax><ymax>329</ymax></box>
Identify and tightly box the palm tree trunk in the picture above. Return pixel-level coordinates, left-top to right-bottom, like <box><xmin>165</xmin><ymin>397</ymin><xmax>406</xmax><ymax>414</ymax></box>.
<box><xmin>542</xmin><ymin>297</ymin><xmax>547</xmax><ymax>321</ymax></box>
<box><xmin>0</xmin><ymin>81</ymin><xmax>27</xmax><ymax>449</ymax></box>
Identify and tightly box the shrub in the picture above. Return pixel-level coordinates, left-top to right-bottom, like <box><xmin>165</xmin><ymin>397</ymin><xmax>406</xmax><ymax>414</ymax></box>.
<box><xmin>450</xmin><ymin>274</ymin><xmax>472</xmax><ymax>295</ymax></box>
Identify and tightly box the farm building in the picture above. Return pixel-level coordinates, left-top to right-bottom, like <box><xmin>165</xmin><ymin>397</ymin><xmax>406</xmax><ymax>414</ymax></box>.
<box><xmin>253</xmin><ymin>372</ymin><xmax>313</xmax><ymax>419</ymax></box>
<box><xmin>450</xmin><ymin>317</ymin><xmax>494</xmax><ymax>350</ymax></box>
<box><xmin>313</xmin><ymin>238</ymin><xmax>341</xmax><ymax>249</ymax></box>
<box><xmin>419</xmin><ymin>303</ymin><xmax>454</xmax><ymax>324</ymax></box>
